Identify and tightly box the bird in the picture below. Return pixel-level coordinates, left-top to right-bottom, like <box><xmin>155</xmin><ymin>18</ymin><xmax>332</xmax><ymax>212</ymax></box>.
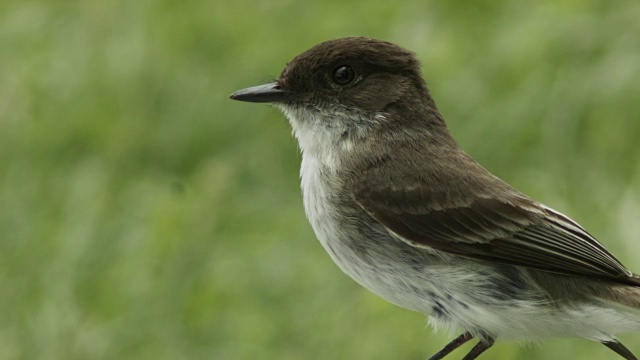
<box><xmin>229</xmin><ymin>37</ymin><xmax>640</xmax><ymax>359</ymax></box>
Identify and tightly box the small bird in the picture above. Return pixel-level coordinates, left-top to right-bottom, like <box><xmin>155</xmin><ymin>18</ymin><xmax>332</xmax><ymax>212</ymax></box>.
<box><xmin>230</xmin><ymin>37</ymin><xmax>640</xmax><ymax>359</ymax></box>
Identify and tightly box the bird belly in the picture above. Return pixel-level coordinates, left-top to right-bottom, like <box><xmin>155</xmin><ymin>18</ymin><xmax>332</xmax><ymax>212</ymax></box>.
<box><xmin>309</xmin><ymin>210</ymin><xmax>640</xmax><ymax>341</ymax></box>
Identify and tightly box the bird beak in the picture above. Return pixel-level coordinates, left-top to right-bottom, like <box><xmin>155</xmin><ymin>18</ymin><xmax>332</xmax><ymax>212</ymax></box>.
<box><xmin>229</xmin><ymin>82</ymin><xmax>295</xmax><ymax>103</ymax></box>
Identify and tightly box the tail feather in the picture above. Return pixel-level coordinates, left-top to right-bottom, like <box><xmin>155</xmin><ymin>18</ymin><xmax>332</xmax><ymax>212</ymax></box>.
<box><xmin>602</xmin><ymin>340</ymin><xmax>638</xmax><ymax>360</ymax></box>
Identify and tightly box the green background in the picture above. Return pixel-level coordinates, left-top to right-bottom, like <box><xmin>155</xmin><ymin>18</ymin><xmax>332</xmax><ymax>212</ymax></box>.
<box><xmin>2</xmin><ymin>0</ymin><xmax>640</xmax><ymax>359</ymax></box>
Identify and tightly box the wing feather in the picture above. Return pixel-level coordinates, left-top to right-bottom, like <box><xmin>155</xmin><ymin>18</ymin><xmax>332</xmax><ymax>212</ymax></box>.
<box><xmin>354</xmin><ymin>190</ymin><xmax>638</xmax><ymax>285</ymax></box>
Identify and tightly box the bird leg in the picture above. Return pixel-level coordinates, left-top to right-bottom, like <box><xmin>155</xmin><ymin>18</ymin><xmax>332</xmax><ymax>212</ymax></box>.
<box><xmin>461</xmin><ymin>337</ymin><xmax>495</xmax><ymax>360</ymax></box>
<box><xmin>427</xmin><ymin>332</ymin><xmax>473</xmax><ymax>360</ymax></box>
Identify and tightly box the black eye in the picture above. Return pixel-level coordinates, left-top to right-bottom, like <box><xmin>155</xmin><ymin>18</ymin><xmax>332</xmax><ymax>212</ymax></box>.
<box><xmin>332</xmin><ymin>65</ymin><xmax>355</xmax><ymax>85</ymax></box>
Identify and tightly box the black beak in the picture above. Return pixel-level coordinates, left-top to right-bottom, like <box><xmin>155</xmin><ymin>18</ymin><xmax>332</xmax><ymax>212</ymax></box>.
<box><xmin>229</xmin><ymin>82</ymin><xmax>294</xmax><ymax>103</ymax></box>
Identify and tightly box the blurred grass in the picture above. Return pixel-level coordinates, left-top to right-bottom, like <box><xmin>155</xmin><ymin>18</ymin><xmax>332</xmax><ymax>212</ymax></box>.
<box><xmin>1</xmin><ymin>0</ymin><xmax>640</xmax><ymax>359</ymax></box>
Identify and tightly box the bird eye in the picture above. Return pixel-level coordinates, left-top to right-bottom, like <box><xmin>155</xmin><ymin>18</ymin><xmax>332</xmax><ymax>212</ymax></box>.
<box><xmin>332</xmin><ymin>65</ymin><xmax>355</xmax><ymax>85</ymax></box>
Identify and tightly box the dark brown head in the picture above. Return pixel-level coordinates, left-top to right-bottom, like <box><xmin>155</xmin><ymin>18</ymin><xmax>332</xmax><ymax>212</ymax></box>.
<box><xmin>230</xmin><ymin>37</ymin><xmax>450</xmax><ymax>167</ymax></box>
<box><xmin>231</xmin><ymin>37</ymin><xmax>432</xmax><ymax>111</ymax></box>
<box><xmin>278</xmin><ymin>37</ymin><xmax>428</xmax><ymax>111</ymax></box>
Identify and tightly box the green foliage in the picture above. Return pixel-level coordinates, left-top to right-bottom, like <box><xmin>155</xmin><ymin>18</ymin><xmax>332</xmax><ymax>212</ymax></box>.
<box><xmin>2</xmin><ymin>0</ymin><xmax>640</xmax><ymax>359</ymax></box>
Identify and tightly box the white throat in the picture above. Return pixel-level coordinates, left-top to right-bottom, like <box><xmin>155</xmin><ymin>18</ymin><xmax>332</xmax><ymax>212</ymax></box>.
<box><xmin>276</xmin><ymin>104</ymin><xmax>383</xmax><ymax>172</ymax></box>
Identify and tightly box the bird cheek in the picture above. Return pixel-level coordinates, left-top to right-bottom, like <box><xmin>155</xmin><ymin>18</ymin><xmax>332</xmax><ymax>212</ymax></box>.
<box><xmin>348</xmin><ymin>76</ymin><xmax>404</xmax><ymax>111</ymax></box>
<box><xmin>349</xmin><ymin>88</ymin><xmax>397</xmax><ymax>111</ymax></box>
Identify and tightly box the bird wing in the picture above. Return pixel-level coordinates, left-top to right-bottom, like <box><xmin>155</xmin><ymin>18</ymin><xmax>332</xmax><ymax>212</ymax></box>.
<box><xmin>353</xmin><ymin>184</ymin><xmax>639</xmax><ymax>285</ymax></box>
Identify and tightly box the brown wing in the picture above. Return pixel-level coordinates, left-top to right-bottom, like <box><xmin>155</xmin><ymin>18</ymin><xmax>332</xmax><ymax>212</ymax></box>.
<box><xmin>354</xmin><ymin>186</ymin><xmax>639</xmax><ymax>285</ymax></box>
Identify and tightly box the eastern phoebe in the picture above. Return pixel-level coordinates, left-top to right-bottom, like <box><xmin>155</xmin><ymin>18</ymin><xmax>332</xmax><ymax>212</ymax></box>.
<box><xmin>229</xmin><ymin>37</ymin><xmax>640</xmax><ymax>360</ymax></box>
